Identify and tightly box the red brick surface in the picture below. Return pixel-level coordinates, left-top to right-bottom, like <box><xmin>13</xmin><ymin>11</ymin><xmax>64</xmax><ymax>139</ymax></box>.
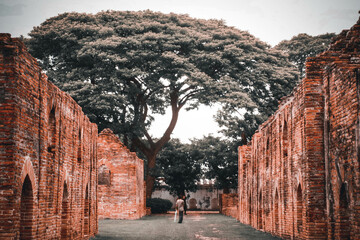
<box><xmin>0</xmin><ymin>34</ymin><xmax>98</xmax><ymax>239</ymax></box>
<box><xmin>97</xmin><ymin>129</ymin><xmax>146</xmax><ymax>219</ymax></box>
<box><xmin>238</xmin><ymin>18</ymin><xmax>360</xmax><ymax>239</ymax></box>
<box><xmin>220</xmin><ymin>193</ymin><xmax>238</xmax><ymax>219</ymax></box>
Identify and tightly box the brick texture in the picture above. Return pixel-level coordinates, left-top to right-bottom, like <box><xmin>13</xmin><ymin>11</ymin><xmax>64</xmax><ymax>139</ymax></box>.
<box><xmin>97</xmin><ymin>129</ymin><xmax>146</xmax><ymax>219</ymax></box>
<box><xmin>237</xmin><ymin>17</ymin><xmax>360</xmax><ymax>239</ymax></box>
<box><xmin>220</xmin><ymin>193</ymin><xmax>238</xmax><ymax>219</ymax></box>
<box><xmin>0</xmin><ymin>34</ymin><xmax>98</xmax><ymax>239</ymax></box>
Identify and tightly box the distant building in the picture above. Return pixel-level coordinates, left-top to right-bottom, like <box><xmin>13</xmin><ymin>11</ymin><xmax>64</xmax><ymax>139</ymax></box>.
<box><xmin>152</xmin><ymin>179</ymin><xmax>235</xmax><ymax>210</ymax></box>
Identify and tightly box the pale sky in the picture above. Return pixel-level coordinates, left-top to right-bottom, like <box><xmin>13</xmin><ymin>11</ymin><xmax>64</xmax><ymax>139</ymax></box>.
<box><xmin>1</xmin><ymin>0</ymin><xmax>359</xmax><ymax>142</ymax></box>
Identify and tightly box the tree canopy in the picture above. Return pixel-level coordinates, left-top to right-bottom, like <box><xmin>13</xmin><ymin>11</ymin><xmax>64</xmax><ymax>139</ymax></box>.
<box><xmin>217</xmin><ymin>32</ymin><xmax>335</xmax><ymax>143</ymax></box>
<box><xmin>189</xmin><ymin>136</ymin><xmax>238</xmax><ymax>192</ymax></box>
<box><xmin>155</xmin><ymin>139</ymin><xmax>201</xmax><ymax>196</ymax></box>
<box><xmin>275</xmin><ymin>32</ymin><xmax>335</xmax><ymax>78</ymax></box>
<box><xmin>26</xmin><ymin>10</ymin><xmax>298</xmax><ymax>197</ymax></box>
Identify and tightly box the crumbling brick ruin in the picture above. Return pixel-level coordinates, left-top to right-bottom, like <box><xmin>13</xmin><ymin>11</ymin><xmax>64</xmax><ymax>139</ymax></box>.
<box><xmin>97</xmin><ymin>129</ymin><xmax>146</xmax><ymax>219</ymax></box>
<box><xmin>238</xmin><ymin>18</ymin><xmax>360</xmax><ymax>239</ymax></box>
<box><xmin>0</xmin><ymin>34</ymin><xmax>98</xmax><ymax>239</ymax></box>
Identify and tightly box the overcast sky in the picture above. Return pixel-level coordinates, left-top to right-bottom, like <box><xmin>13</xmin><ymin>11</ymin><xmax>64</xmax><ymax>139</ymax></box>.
<box><xmin>1</xmin><ymin>0</ymin><xmax>359</xmax><ymax>142</ymax></box>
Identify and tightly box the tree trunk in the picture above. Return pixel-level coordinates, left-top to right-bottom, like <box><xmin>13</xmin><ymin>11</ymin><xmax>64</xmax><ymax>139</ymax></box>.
<box><xmin>145</xmin><ymin>154</ymin><xmax>157</xmax><ymax>199</ymax></box>
<box><xmin>134</xmin><ymin>91</ymin><xmax>181</xmax><ymax>199</ymax></box>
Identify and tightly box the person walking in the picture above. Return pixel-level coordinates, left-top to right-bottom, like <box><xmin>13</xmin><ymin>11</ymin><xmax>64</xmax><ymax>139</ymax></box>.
<box><xmin>175</xmin><ymin>196</ymin><xmax>185</xmax><ymax>223</ymax></box>
<box><xmin>182</xmin><ymin>195</ymin><xmax>187</xmax><ymax>215</ymax></box>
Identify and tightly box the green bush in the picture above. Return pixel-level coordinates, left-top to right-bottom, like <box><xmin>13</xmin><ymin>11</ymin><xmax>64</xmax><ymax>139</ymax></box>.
<box><xmin>146</xmin><ymin>198</ymin><xmax>173</xmax><ymax>214</ymax></box>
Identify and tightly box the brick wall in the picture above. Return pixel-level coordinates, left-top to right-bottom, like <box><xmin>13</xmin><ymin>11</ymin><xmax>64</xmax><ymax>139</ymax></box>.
<box><xmin>97</xmin><ymin>129</ymin><xmax>146</xmax><ymax>219</ymax></box>
<box><xmin>238</xmin><ymin>17</ymin><xmax>360</xmax><ymax>239</ymax></box>
<box><xmin>220</xmin><ymin>193</ymin><xmax>238</xmax><ymax>219</ymax></box>
<box><xmin>0</xmin><ymin>34</ymin><xmax>98</xmax><ymax>239</ymax></box>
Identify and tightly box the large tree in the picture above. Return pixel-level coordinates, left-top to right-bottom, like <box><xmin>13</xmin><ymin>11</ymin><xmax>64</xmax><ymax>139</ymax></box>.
<box><xmin>26</xmin><ymin>10</ymin><xmax>297</xmax><ymax>197</ymax></box>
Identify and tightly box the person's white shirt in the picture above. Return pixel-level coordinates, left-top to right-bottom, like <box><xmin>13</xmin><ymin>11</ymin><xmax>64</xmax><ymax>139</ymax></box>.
<box><xmin>176</xmin><ymin>199</ymin><xmax>184</xmax><ymax>211</ymax></box>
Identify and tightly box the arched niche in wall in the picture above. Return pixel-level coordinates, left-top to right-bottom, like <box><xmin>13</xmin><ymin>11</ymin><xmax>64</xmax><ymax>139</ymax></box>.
<box><xmin>98</xmin><ymin>164</ymin><xmax>111</xmax><ymax>186</ymax></box>
<box><xmin>283</xmin><ymin>120</ymin><xmax>289</xmax><ymax>210</ymax></box>
<box><xmin>266</xmin><ymin>138</ymin><xmax>270</xmax><ymax>169</ymax></box>
<box><xmin>61</xmin><ymin>182</ymin><xmax>70</xmax><ymax>239</ymax></box>
<box><xmin>274</xmin><ymin>189</ymin><xmax>279</xmax><ymax>232</ymax></box>
<box><xmin>77</xmin><ymin>127</ymin><xmax>82</xmax><ymax>162</ymax></box>
<box><xmin>83</xmin><ymin>184</ymin><xmax>90</xmax><ymax>237</ymax></box>
<box><xmin>258</xmin><ymin>191</ymin><xmax>263</xmax><ymax>229</ymax></box>
<box><xmin>283</xmin><ymin>120</ymin><xmax>288</xmax><ymax>159</ymax></box>
<box><xmin>248</xmin><ymin>194</ymin><xmax>252</xmax><ymax>224</ymax></box>
<box><xmin>189</xmin><ymin>198</ymin><xmax>197</xmax><ymax>209</ymax></box>
<box><xmin>20</xmin><ymin>175</ymin><xmax>34</xmax><ymax>239</ymax></box>
<box><xmin>48</xmin><ymin>107</ymin><xmax>57</xmax><ymax>153</ymax></box>
<box><xmin>296</xmin><ymin>184</ymin><xmax>303</xmax><ymax>234</ymax></box>
<box><xmin>210</xmin><ymin>198</ymin><xmax>218</xmax><ymax>210</ymax></box>
<box><xmin>339</xmin><ymin>182</ymin><xmax>350</xmax><ymax>239</ymax></box>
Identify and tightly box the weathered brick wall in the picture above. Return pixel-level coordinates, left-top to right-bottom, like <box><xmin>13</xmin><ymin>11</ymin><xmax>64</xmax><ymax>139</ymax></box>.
<box><xmin>220</xmin><ymin>193</ymin><xmax>238</xmax><ymax>219</ymax></box>
<box><xmin>97</xmin><ymin>129</ymin><xmax>146</xmax><ymax>219</ymax></box>
<box><xmin>322</xmin><ymin>23</ymin><xmax>360</xmax><ymax>239</ymax></box>
<box><xmin>238</xmin><ymin>17</ymin><xmax>360</xmax><ymax>239</ymax></box>
<box><xmin>0</xmin><ymin>34</ymin><xmax>98</xmax><ymax>239</ymax></box>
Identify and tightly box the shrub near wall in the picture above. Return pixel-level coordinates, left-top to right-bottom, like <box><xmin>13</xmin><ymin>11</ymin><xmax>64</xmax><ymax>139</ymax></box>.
<box><xmin>146</xmin><ymin>198</ymin><xmax>173</xmax><ymax>214</ymax></box>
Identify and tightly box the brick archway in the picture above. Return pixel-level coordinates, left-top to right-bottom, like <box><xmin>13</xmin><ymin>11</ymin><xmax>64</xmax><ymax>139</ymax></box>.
<box><xmin>265</xmin><ymin>138</ymin><xmax>270</xmax><ymax>168</ymax></box>
<box><xmin>20</xmin><ymin>158</ymin><xmax>37</xmax><ymax>193</ymax></box>
<box><xmin>296</xmin><ymin>184</ymin><xmax>303</xmax><ymax>234</ymax></box>
<box><xmin>19</xmin><ymin>158</ymin><xmax>37</xmax><ymax>239</ymax></box>
<box><xmin>274</xmin><ymin>189</ymin><xmax>279</xmax><ymax>232</ymax></box>
<box><xmin>20</xmin><ymin>175</ymin><xmax>34</xmax><ymax>239</ymax></box>
<box><xmin>48</xmin><ymin>107</ymin><xmax>57</xmax><ymax>153</ymax></box>
<box><xmin>61</xmin><ymin>181</ymin><xmax>70</xmax><ymax>239</ymax></box>
<box><xmin>77</xmin><ymin>126</ymin><xmax>82</xmax><ymax>162</ymax></box>
<box><xmin>338</xmin><ymin>183</ymin><xmax>350</xmax><ymax>239</ymax></box>
<box><xmin>248</xmin><ymin>194</ymin><xmax>252</xmax><ymax>224</ymax></box>
<box><xmin>258</xmin><ymin>191</ymin><xmax>263</xmax><ymax>229</ymax></box>
<box><xmin>83</xmin><ymin>184</ymin><xmax>90</xmax><ymax>237</ymax></box>
<box><xmin>282</xmin><ymin>120</ymin><xmax>288</xmax><ymax>210</ymax></box>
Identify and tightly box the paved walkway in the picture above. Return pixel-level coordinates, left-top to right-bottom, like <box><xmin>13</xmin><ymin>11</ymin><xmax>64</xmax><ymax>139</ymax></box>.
<box><xmin>92</xmin><ymin>213</ymin><xmax>282</xmax><ymax>240</ymax></box>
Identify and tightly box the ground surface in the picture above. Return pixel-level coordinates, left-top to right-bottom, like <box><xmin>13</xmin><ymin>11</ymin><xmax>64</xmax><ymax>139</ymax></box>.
<box><xmin>92</xmin><ymin>212</ymin><xmax>282</xmax><ymax>240</ymax></box>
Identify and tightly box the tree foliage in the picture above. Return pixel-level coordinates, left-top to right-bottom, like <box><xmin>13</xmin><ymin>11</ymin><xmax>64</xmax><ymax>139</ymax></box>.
<box><xmin>155</xmin><ymin>139</ymin><xmax>201</xmax><ymax>196</ymax></box>
<box><xmin>26</xmin><ymin>10</ymin><xmax>298</xmax><ymax>196</ymax></box>
<box><xmin>275</xmin><ymin>32</ymin><xmax>336</xmax><ymax>78</ymax></box>
<box><xmin>215</xmin><ymin>45</ymin><xmax>298</xmax><ymax>143</ymax></box>
<box><xmin>155</xmin><ymin>136</ymin><xmax>237</xmax><ymax>194</ymax></box>
<box><xmin>189</xmin><ymin>136</ymin><xmax>238</xmax><ymax>191</ymax></box>
<box><xmin>216</xmin><ymin>33</ymin><xmax>336</xmax><ymax>142</ymax></box>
